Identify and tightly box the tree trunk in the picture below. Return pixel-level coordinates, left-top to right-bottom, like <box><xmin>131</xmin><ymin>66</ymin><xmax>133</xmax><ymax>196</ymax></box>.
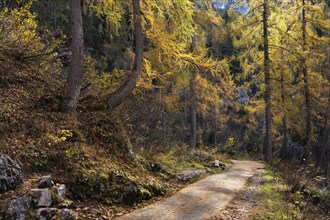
<box><xmin>63</xmin><ymin>0</ymin><xmax>84</xmax><ymax>112</ymax></box>
<box><xmin>263</xmin><ymin>0</ymin><xmax>272</xmax><ymax>163</ymax></box>
<box><xmin>321</xmin><ymin>90</ymin><xmax>330</xmax><ymax>185</ymax></box>
<box><xmin>190</xmin><ymin>72</ymin><xmax>197</xmax><ymax>150</ymax></box>
<box><xmin>302</xmin><ymin>0</ymin><xmax>312</xmax><ymax>160</ymax></box>
<box><xmin>159</xmin><ymin>88</ymin><xmax>166</xmax><ymax>141</ymax></box>
<box><xmin>280</xmin><ymin>71</ymin><xmax>289</xmax><ymax>160</ymax></box>
<box><xmin>214</xmin><ymin>107</ymin><xmax>217</xmax><ymax>147</ymax></box>
<box><xmin>107</xmin><ymin>0</ymin><xmax>143</xmax><ymax>111</ymax></box>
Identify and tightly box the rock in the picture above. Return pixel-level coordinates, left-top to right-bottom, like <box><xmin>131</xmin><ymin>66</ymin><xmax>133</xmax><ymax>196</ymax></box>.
<box><xmin>214</xmin><ymin>160</ymin><xmax>226</xmax><ymax>169</ymax></box>
<box><xmin>37</xmin><ymin>175</ymin><xmax>54</xmax><ymax>188</ymax></box>
<box><xmin>37</xmin><ymin>208</ymin><xmax>58</xmax><ymax>220</ymax></box>
<box><xmin>30</xmin><ymin>189</ymin><xmax>52</xmax><ymax>207</ymax></box>
<box><xmin>57</xmin><ymin>209</ymin><xmax>76</xmax><ymax>220</ymax></box>
<box><xmin>51</xmin><ymin>184</ymin><xmax>66</xmax><ymax>201</ymax></box>
<box><xmin>5</xmin><ymin>195</ymin><xmax>32</xmax><ymax>220</ymax></box>
<box><xmin>178</xmin><ymin>169</ymin><xmax>206</xmax><ymax>182</ymax></box>
<box><xmin>193</xmin><ymin>150</ymin><xmax>215</xmax><ymax>163</ymax></box>
<box><xmin>0</xmin><ymin>153</ymin><xmax>23</xmax><ymax>193</ymax></box>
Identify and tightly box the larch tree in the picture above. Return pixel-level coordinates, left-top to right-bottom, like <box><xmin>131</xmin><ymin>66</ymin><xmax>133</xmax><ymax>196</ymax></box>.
<box><xmin>63</xmin><ymin>0</ymin><xmax>84</xmax><ymax>112</ymax></box>
<box><xmin>230</xmin><ymin>0</ymin><xmax>274</xmax><ymax>162</ymax></box>
<box><xmin>301</xmin><ymin>0</ymin><xmax>312</xmax><ymax>158</ymax></box>
<box><xmin>262</xmin><ymin>0</ymin><xmax>272</xmax><ymax>163</ymax></box>
<box><xmin>285</xmin><ymin>0</ymin><xmax>330</xmax><ymax>160</ymax></box>
<box><xmin>184</xmin><ymin>6</ymin><xmax>234</xmax><ymax>149</ymax></box>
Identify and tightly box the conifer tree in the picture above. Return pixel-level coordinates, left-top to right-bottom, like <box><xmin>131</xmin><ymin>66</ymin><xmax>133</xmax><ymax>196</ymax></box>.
<box><xmin>263</xmin><ymin>0</ymin><xmax>272</xmax><ymax>163</ymax></box>
<box><xmin>301</xmin><ymin>0</ymin><xmax>312</xmax><ymax>155</ymax></box>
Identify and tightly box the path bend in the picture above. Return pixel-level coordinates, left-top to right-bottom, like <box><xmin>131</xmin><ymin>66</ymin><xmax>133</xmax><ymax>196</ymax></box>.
<box><xmin>118</xmin><ymin>160</ymin><xmax>265</xmax><ymax>220</ymax></box>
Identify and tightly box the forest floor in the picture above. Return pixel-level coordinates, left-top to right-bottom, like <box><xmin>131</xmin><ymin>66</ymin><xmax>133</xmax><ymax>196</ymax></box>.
<box><xmin>118</xmin><ymin>160</ymin><xmax>264</xmax><ymax>220</ymax></box>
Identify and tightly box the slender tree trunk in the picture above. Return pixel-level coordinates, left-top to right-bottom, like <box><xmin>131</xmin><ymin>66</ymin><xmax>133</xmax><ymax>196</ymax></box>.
<box><xmin>302</xmin><ymin>0</ymin><xmax>312</xmax><ymax>160</ymax></box>
<box><xmin>321</xmin><ymin>90</ymin><xmax>330</xmax><ymax>185</ymax></box>
<box><xmin>263</xmin><ymin>0</ymin><xmax>272</xmax><ymax>163</ymax></box>
<box><xmin>190</xmin><ymin>72</ymin><xmax>197</xmax><ymax>150</ymax></box>
<box><xmin>214</xmin><ymin>107</ymin><xmax>217</xmax><ymax>147</ymax></box>
<box><xmin>107</xmin><ymin>0</ymin><xmax>143</xmax><ymax>111</ymax></box>
<box><xmin>280</xmin><ymin>71</ymin><xmax>289</xmax><ymax>159</ymax></box>
<box><xmin>159</xmin><ymin>88</ymin><xmax>166</xmax><ymax>141</ymax></box>
<box><xmin>63</xmin><ymin>0</ymin><xmax>84</xmax><ymax>112</ymax></box>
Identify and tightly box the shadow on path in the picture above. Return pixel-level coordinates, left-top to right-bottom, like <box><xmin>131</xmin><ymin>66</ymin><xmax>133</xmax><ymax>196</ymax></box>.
<box><xmin>118</xmin><ymin>160</ymin><xmax>265</xmax><ymax>220</ymax></box>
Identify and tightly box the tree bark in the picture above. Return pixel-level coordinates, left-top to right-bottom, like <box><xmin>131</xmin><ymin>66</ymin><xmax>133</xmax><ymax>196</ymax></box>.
<box><xmin>302</xmin><ymin>0</ymin><xmax>312</xmax><ymax>159</ymax></box>
<box><xmin>280</xmin><ymin>71</ymin><xmax>289</xmax><ymax>160</ymax></box>
<box><xmin>325</xmin><ymin>99</ymin><xmax>330</xmax><ymax>186</ymax></box>
<box><xmin>190</xmin><ymin>72</ymin><xmax>197</xmax><ymax>150</ymax></box>
<box><xmin>107</xmin><ymin>0</ymin><xmax>143</xmax><ymax>111</ymax></box>
<box><xmin>263</xmin><ymin>0</ymin><xmax>272</xmax><ymax>163</ymax></box>
<box><xmin>63</xmin><ymin>0</ymin><xmax>84</xmax><ymax>112</ymax></box>
<box><xmin>214</xmin><ymin>107</ymin><xmax>217</xmax><ymax>147</ymax></box>
<box><xmin>321</xmin><ymin>89</ymin><xmax>330</xmax><ymax>185</ymax></box>
<box><xmin>159</xmin><ymin>88</ymin><xmax>166</xmax><ymax>141</ymax></box>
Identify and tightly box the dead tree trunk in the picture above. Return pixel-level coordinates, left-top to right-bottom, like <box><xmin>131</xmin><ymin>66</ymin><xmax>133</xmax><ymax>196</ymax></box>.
<box><xmin>63</xmin><ymin>0</ymin><xmax>84</xmax><ymax>112</ymax></box>
<box><xmin>107</xmin><ymin>0</ymin><xmax>143</xmax><ymax>111</ymax></box>
<box><xmin>263</xmin><ymin>0</ymin><xmax>272</xmax><ymax>163</ymax></box>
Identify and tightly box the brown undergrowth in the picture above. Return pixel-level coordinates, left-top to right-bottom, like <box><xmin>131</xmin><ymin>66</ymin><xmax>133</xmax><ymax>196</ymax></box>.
<box><xmin>272</xmin><ymin>160</ymin><xmax>330</xmax><ymax>219</ymax></box>
<box><xmin>0</xmin><ymin>70</ymin><xmax>225</xmax><ymax>219</ymax></box>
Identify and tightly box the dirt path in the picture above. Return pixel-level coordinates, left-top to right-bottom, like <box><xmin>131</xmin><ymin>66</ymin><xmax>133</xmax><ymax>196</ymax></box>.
<box><xmin>209</xmin><ymin>168</ymin><xmax>264</xmax><ymax>220</ymax></box>
<box><xmin>118</xmin><ymin>160</ymin><xmax>265</xmax><ymax>220</ymax></box>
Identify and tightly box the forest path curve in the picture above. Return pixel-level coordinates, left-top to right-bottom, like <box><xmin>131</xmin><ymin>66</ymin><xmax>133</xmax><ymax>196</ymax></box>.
<box><xmin>118</xmin><ymin>160</ymin><xmax>265</xmax><ymax>220</ymax></box>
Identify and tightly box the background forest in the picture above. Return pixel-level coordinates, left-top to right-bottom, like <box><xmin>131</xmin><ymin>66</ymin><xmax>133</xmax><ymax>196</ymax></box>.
<box><xmin>0</xmin><ymin>0</ymin><xmax>329</xmax><ymax>219</ymax></box>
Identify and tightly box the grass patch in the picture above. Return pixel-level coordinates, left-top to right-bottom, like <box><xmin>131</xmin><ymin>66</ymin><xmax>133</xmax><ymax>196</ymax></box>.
<box><xmin>252</xmin><ymin>167</ymin><xmax>302</xmax><ymax>220</ymax></box>
<box><xmin>155</xmin><ymin>147</ymin><xmax>223</xmax><ymax>173</ymax></box>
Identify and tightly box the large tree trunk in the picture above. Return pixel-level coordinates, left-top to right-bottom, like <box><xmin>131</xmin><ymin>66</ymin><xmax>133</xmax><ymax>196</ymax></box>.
<box><xmin>189</xmin><ymin>72</ymin><xmax>197</xmax><ymax>150</ymax></box>
<box><xmin>302</xmin><ymin>0</ymin><xmax>312</xmax><ymax>160</ymax></box>
<box><xmin>263</xmin><ymin>0</ymin><xmax>272</xmax><ymax>163</ymax></box>
<box><xmin>63</xmin><ymin>0</ymin><xmax>84</xmax><ymax>112</ymax></box>
<box><xmin>107</xmin><ymin>0</ymin><xmax>143</xmax><ymax>111</ymax></box>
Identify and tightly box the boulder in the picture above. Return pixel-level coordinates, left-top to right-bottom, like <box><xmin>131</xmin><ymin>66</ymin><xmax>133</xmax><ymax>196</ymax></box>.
<box><xmin>36</xmin><ymin>208</ymin><xmax>58</xmax><ymax>220</ymax></box>
<box><xmin>30</xmin><ymin>189</ymin><xmax>52</xmax><ymax>207</ymax></box>
<box><xmin>0</xmin><ymin>153</ymin><xmax>23</xmax><ymax>193</ymax></box>
<box><xmin>5</xmin><ymin>195</ymin><xmax>32</xmax><ymax>220</ymax></box>
<box><xmin>37</xmin><ymin>175</ymin><xmax>54</xmax><ymax>189</ymax></box>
